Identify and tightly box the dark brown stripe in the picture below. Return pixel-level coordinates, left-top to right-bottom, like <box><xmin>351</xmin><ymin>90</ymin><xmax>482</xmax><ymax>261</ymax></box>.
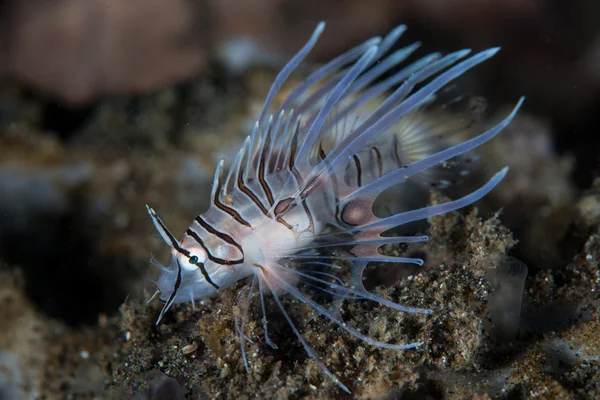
<box><xmin>162</xmin><ymin>260</ymin><xmax>183</xmax><ymax>304</ymax></box>
<box><xmin>150</xmin><ymin>210</ymin><xmax>179</xmax><ymax>249</ymax></box>
<box><xmin>299</xmin><ymin>198</ymin><xmax>315</xmax><ymax>234</ymax></box>
<box><xmin>258</xmin><ymin>151</ymin><xmax>275</xmax><ymax>206</ymax></box>
<box><xmin>212</xmin><ymin>177</ymin><xmax>253</xmax><ymax>229</ymax></box>
<box><xmin>198</xmin><ymin>262</ymin><xmax>220</xmax><ymax>290</ymax></box>
<box><xmin>194</xmin><ymin>216</ymin><xmax>243</xmax><ymax>253</ymax></box>
<box><xmin>318</xmin><ymin>146</ymin><xmax>327</xmax><ymax>161</ymax></box>
<box><xmin>252</xmin><ymin>263</ymin><xmax>267</xmax><ymax>273</ymax></box>
<box><xmin>288</xmin><ymin>120</ymin><xmax>299</xmax><ymax>170</ymax></box>
<box><xmin>352</xmin><ymin>154</ymin><xmax>362</xmax><ymax>186</ymax></box>
<box><xmin>276</xmin><ymin>216</ymin><xmax>294</xmax><ymax>230</ymax></box>
<box><xmin>149</xmin><ymin>209</ymin><xmax>191</xmax><ymax>257</ymax></box>
<box><xmin>392</xmin><ymin>134</ymin><xmax>402</xmax><ymax>167</ymax></box>
<box><xmin>372</xmin><ymin>146</ymin><xmax>383</xmax><ymax>177</ymax></box>
<box><xmin>272</xmin><ymin>198</ymin><xmax>295</xmax><ymax>230</ymax></box>
<box><xmin>237</xmin><ymin>163</ymin><xmax>269</xmax><ymax>215</ymax></box>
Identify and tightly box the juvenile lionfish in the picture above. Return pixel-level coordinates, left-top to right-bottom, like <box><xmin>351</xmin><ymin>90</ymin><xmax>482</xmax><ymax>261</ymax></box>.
<box><xmin>146</xmin><ymin>22</ymin><xmax>523</xmax><ymax>392</ymax></box>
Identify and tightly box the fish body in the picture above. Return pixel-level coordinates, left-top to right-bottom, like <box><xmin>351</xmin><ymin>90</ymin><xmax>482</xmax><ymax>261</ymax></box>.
<box><xmin>146</xmin><ymin>21</ymin><xmax>523</xmax><ymax>392</ymax></box>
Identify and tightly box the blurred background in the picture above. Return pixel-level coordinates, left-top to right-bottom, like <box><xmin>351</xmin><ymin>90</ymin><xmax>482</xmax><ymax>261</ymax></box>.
<box><xmin>0</xmin><ymin>1</ymin><xmax>599</xmax><ymax>398</ymax></box>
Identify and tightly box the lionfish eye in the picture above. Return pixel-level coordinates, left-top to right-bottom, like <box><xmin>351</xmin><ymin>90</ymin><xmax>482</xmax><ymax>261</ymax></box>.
<box><xmin>189</xmin><ymin>255</ymin><xmax>199</xmax><ymax>265</ymax></box>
